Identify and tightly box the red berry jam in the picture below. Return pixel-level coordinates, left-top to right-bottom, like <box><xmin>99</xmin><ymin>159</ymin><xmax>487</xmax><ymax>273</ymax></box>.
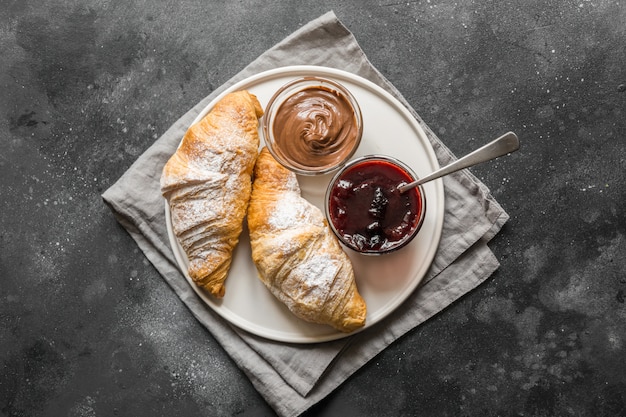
<box><xmin>327</xmin><ymin>157</ymin><xmax>424</xmax><ymax>254</ymax></box>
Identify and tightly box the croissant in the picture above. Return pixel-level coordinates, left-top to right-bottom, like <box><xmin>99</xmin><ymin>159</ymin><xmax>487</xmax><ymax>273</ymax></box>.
<box><xmin>248</xmin><ymin>147</ymin><xmax>366</xmax><ymax>332</ymax></box>
<box><xmin>161</xmin><ymin>90</ymin><xmax>263</xmax><ymax>298</ymax></box>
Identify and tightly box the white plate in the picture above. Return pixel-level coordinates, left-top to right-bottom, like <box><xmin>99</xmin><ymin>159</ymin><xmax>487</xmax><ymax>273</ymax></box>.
<box><xmin>165</xmin><ymin>66</ymin><xmax>444</xmax><ymax>343</ymax></box>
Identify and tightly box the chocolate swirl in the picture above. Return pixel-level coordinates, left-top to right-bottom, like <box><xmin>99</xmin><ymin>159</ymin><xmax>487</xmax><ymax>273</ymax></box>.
<box><xmin>272</xmin><ymin>86</ymin><xmax>360</xmax><ymax>170</ymax></box>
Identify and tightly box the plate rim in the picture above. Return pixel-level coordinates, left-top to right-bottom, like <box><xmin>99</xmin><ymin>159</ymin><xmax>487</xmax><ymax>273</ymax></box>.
<box><xmin>164</xmin><ymin>65</ymin><xmax>445</xmax><ymax>343</ymax></box>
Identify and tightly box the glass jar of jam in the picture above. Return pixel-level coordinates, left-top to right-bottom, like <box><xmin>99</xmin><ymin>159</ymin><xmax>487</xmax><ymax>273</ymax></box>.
<box><xmin>263</xmin><ymin>76</ymin><xmax>363</xmax><ymax>175</ymax></box>
<box><xmin>325</xmin><ymin>155</ymin><xmax>426</xmax><ymax>255</ymax></box>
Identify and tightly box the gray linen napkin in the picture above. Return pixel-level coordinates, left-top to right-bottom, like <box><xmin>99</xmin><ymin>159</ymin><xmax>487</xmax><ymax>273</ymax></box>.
<box><xmin>102</xmin><ymin>11</ymin><xmax>509</xmax><ymax>417</ymax></box>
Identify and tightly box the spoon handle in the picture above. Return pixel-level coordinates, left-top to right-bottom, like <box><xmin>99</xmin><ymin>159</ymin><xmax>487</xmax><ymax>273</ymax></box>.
<box><xmin>398</xmin><ymin>131</ymin><xmax>520</xmax><ymax>193</ymax></box>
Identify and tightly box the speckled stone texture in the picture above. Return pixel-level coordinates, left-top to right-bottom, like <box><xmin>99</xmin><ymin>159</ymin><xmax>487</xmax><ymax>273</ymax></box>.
<box><xmin>1</xmin><ymin>1</ymin><xmax>625</xmax><ymax>416</ymax></box>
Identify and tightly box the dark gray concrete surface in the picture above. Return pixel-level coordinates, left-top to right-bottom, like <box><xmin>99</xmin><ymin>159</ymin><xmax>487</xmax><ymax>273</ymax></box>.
<box><xmin>1</xmin><ymin>1</ymin><xmax>625</xmax><ymax>416</ymax></box>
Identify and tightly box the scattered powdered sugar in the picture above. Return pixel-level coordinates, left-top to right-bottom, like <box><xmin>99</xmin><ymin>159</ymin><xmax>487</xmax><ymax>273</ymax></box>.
<box><xmin>270</xmin><ymin>228</ymin><xmax>304</xmax><ymax>256</ymax></box>
<box><xmin>171</xmin><ymin>197</ymin><xmax>219</xmax><ymax>236</ymax></box>
<box><xmin>267</xmin><ymin>192</ymin><xmax>322</xmax><ymax>231</ymax></box>
<box><xmin>283</xmin><ymin>172</ymin><xmax>300</xmax><ymax>192</ymax></box>
<box><xmin>289</xmin><ymin>253</ymin><xmax>339</xmax><ymax>304</ymax></box>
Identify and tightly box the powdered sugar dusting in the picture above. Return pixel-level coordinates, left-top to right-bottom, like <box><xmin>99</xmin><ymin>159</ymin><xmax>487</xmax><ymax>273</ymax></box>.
<box><xmin>288</xmin><ymin>253</ymin><xmax>339</xmax><ymax>306</ymax></box>
<box><xmin>270</xmin><ymin>228</ymin><xmax>303</xmax><ymax>256</ymax></box>
<box><xmin>284</xmin><ymin>172</ymin><xmax>300</xmax><ymax>191</ymax></box>
<box><xmin>267</xmin><ymin>191</ymin><xmax>323</xmax><ymax>231</ymax></box>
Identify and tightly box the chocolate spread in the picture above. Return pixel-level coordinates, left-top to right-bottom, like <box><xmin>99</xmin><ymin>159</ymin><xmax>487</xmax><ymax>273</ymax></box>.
<box><xmin>272</xmin><ymin>86</ymin><xmax>360</xmax><ymax>171</ymax></box>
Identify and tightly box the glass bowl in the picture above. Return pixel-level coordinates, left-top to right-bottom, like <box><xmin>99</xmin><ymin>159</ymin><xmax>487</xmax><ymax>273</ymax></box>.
<box><xmin>325</xmin><ymin>155</ymin><xmax>426</xmax><ymax>255</ymax></box>
<box><xmin>262</xmin><ymin>76</ymin><xmax>363</xmax><ymax>175</ymax></box>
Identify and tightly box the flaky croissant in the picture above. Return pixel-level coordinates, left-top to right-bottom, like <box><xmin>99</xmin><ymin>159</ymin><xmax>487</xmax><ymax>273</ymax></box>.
<box><xmin>247</xmin><ymin>147</ymin><xmax>366</xmax><ymax>332</ymax></box>
<box><xmin>161</xmin><ymin>90</ymin><xmax>263</xmax><ymax>298</ymax></box>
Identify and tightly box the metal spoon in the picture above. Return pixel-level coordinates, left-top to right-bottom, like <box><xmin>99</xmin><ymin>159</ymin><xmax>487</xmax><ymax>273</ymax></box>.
<box><xmin>398</xmin><ymin>131</ymin><xmax>520</xmax><ymax>193</ymax></box>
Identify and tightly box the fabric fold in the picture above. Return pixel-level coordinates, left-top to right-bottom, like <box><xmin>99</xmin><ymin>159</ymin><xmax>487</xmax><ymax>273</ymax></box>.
<box><xmin>102</xmin><ymin>11</ymin><xmax>509</xmax><ymax>417</ymax></box>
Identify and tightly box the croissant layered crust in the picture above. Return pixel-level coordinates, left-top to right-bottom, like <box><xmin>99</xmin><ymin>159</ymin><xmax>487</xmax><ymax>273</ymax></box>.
<box><xmin>248</xmin><ymin>148</ymin><xmax>367</xmax><ymax>332</ymax></box>
<box><xmin>161</xmin><ymin>91</ymin><xmax>263</xmax><ymax>298</ymax></box>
